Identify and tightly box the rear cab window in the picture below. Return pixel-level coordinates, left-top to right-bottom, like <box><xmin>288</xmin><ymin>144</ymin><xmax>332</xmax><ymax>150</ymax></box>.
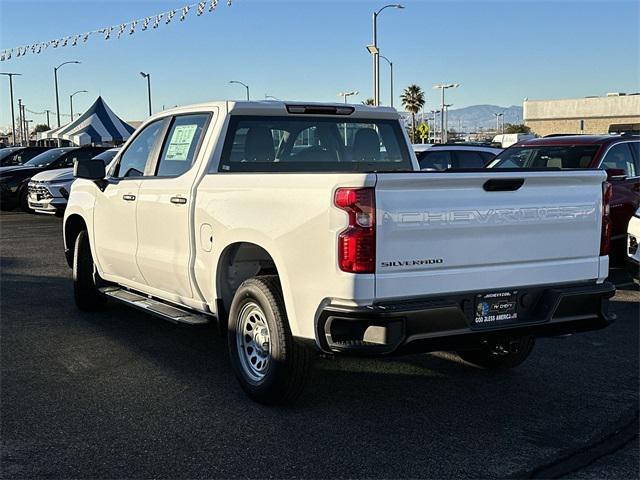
<box><xmin>216</xmin><ymin>115</ymin><xmax>412</xmax><ymax>173</ymax></box>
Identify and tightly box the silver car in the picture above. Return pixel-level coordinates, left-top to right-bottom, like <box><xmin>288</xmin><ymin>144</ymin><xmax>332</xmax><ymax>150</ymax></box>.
<box><xmin>28</xmin><ymin>148</ymin><xmax>119</xmax><ymax>215</ymax></box>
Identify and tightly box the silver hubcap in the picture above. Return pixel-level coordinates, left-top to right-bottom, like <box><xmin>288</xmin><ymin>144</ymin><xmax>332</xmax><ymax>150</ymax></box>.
<box><xmin>236</xmin><ymin>302</ymin><xmax>271</xmax><ymax>382</ymax></box>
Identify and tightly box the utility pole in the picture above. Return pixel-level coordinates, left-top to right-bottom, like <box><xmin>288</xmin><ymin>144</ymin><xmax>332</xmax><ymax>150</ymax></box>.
<box><xmin>44</xmin><ymin>109</ymin><xmax>52</xmax><ymax>128</ymax></box>
<box><xmin>0</xmin><ymin>72</ymin><xmax>21</xmax><ymax>146</ymax></box>
<box><xmin>17</xmin><ymin>98</ymin><xmax>23</xmax><ymax>145</ymax></box>
<box><xmin>22</xmin><ymin>105</ymin><xmax>28</xmax><ymax>145</ymax></box>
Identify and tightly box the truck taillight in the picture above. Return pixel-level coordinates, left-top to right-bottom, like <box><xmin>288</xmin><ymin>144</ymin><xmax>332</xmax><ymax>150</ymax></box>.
<box><xmin>335</xmin><ymin>187</ymin><xmax>375</xmax><ymax>273</ymax></box>
<box><xmin>600</xmin><ymin>181</ymin><xmax>613</xmax><ymax>256</ymax></box>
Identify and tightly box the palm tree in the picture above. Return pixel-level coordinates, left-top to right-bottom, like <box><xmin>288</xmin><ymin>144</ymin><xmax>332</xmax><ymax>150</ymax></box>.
<box><xmin>361</xmin><ymin>98</ymin><xmax>375</xmax><ymax>106</ymax></box>
<box><xmin>400</xmin><ymin>85</ymin><xmax>425</xmax><ymax>142</ymax></box>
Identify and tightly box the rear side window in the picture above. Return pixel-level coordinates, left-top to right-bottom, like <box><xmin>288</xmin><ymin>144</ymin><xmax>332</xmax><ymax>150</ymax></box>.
<box><xmin>417</xmin><ymin>150</ymin><xmax>450</xmax><ymax>170</ymax></box>
<box><xmin>600</xmin><ymin>143</ymin><xmax>636</xmax><ymax>177</ymax></box>
<box><xmin>155</xmin><ymin>114</ymin><xmax>209</xmax><ymax>177</ymax></box>
<box><xmin>216</xmin><ymin>116</ymin><xmax>411</xmax><ymax>173</ymax></box>
<box><xmin>452</xmin><ymin>151</ymin><xmax>486</xmax><ymax>169</ymax></box>
<box><xmin>113</xmin><ymin>120</ymin><xmax>164</xmax><ymax>178</ymax></box>
<box><xmin>493</xmin><ymin>145</ymin><xmax>600</xmax><ymax>169</ymax></box>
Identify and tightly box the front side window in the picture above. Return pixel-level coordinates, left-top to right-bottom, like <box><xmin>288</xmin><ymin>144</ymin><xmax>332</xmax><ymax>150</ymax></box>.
<box><xmin>600</xmin><ymin>143</ymin><xmax>636</xmax><ymax>177</ymax></box>
<box><xmin>113</xmin><ymin>120</ymin><xmax>164</xmax><ymax>178</ymax></box>
<box><xmin>155</xmin><ymin>114</ymin><xmax>209</xmax><ymax>177</ymax></box>
<box><xmin>217</xmin><ymin>116</ymin><xmax>411</xmax><ymax>173</ymax></box>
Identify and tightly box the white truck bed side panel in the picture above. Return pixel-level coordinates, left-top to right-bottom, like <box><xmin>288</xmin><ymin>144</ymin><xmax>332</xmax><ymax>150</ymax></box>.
<box><xmin>194</xmin><ymin>173</ymin><xmax>376</xmax><ymax>339</ymax></box>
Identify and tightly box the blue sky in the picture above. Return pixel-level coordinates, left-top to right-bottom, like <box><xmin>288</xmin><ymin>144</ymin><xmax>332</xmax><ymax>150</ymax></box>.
<box><xmin>0</xmin><ymin>0</ymin><xmax>638</xmax><ymax>128</ymax></box>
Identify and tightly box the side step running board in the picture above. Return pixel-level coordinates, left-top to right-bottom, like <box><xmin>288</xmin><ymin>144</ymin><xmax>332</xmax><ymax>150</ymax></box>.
<box><xmin>100</xmin><ymin>286</ymin><xmax>211</xmax><ymax>325</ymax></box>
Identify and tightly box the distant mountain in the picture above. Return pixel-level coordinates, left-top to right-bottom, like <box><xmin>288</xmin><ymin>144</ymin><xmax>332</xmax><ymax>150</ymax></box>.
<box><xmin>416</xmin><ymin>104</ymin><xmax>523</xmax><ymax>132</ymax></box>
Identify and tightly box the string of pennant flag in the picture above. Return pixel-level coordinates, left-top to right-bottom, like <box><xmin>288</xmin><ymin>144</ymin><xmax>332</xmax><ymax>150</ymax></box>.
<box><xmin>1</xmin><ymin>0</ymin><xmax>233</xmax><ymax>62</ymax></box>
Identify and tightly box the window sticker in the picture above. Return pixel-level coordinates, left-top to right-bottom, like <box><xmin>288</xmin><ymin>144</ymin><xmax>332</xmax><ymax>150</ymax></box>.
<box><xmin>165</xmin><ymin>124</ymin><xmax>198</xmax><ymax>161</ymax></box>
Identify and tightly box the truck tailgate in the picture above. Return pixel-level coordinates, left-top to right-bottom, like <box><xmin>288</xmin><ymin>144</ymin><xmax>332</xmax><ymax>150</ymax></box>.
<box><xmin>375</xmin><ymin>170</ymin><xmax>606</xmax><ymax>300</ymax></box>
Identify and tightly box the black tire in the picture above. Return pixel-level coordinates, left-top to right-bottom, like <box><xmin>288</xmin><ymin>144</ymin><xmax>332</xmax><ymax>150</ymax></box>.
<box><xmin>228</xmin><ymin>275</ymin><xmax>313</xmax><ymax>405</ymax></box>
<box><xmin>457</xmin><ymin>336</ymin><xmax>535</xmax><ymax>370</ymax></box>
<box><xmin>18</xmin><ymin>185</ymin><xmax>33</xmax><ymax>214</ymax></box>
<box><xmin>73</xmin><ymin>230</ymin><xmax>106</xmax><ymax>311</ymax></box>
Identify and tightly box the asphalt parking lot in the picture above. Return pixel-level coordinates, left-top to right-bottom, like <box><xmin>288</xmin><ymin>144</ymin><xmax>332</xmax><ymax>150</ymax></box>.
<box><xmin>1</xmin><ymin>211</ymin><xmax>638</xmax><ymax>479</ymax></box>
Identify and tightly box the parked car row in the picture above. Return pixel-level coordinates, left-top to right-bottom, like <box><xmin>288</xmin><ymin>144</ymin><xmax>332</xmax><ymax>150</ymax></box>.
<box><xmin>0</xmin><ymin>146</ymin><xmax>107</xmax><ymax>212</ymax></box>
<box><xmin>28</xmin><ymin>148</ymin><xmax>120</xmax><ymax>215</ymax></box>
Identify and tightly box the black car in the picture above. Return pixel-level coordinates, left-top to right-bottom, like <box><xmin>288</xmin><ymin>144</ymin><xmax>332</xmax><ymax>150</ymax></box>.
<box><xmin>0</xmin><ymin>146</ymin><xmax>52</xmax><ymax>167</ymax></box>
<box><xmin>0</xmin><ymin>146</ymin><xmax>107</xmax><ymax>212</ymax></box>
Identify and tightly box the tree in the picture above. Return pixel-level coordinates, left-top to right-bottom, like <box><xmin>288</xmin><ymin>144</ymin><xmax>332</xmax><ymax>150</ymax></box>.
<box><xmin>33</xmin><ymin>124</ymin><xmax>50</xmax><ymax>133</ymax></box>
<box><xmin>504</xmin><ymin>123</ymin><xmax>531</xmax><ymax>134</ymax></box>
<box><xmin>361</xmin><ymin>98</ymin><xmax>375</xmax><ymax>106</ymax></box>
<box><xmin>400</xmin><ymin>85</ymin><xmax>425</xmax><ymax>142</ymax></box>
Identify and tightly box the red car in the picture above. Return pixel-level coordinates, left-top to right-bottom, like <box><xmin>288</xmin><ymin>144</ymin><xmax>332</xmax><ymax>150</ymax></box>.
<box><xmin>490</xmin><ymin>134</ymin><xmax>640</xmax><ymax>267</ymax></box>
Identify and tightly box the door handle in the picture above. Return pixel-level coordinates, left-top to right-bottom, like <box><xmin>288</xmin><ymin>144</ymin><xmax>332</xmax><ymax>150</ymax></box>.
<box><xmin>170</xmin><ymin>196</ymin><xmax>187</xmax><ymax>205</ymax></box>
<box><xmin>122</xmin><ymin>194</ymin><xmax>136</xmax><ymax>201</ymax></box>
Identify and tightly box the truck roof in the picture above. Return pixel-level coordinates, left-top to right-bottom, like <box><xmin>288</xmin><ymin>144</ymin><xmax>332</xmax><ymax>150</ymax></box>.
<box><xmin>154</xmin><ymin>100</ymin><xmax>400</xmax><ymax>120</ymax></box>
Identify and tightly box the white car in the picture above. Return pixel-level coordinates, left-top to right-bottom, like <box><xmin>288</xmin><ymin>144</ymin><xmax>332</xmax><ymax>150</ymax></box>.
<box><xmin>28</xmin><ymin>148</ymin><xmax>119</xmax><ymax>215</ymax></box>
<box><xmin>64</xmin><ymin>101</ymin><xmax>614</xmax><ymax>404</ymax></box>
<box><xmin>627</xmin><ymin>209</ymin><xmax>640</xmax><ymax>279</ymax></box>
<box><xmin>412</xmin><ymin>144</ymin><xmax>502</xmax><ymax>170</ymax></box>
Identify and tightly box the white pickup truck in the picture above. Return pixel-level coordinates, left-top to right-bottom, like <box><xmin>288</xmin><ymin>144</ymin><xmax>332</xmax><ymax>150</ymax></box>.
<box><xmin>64</xmin><ymin>101</ymin><xmax>615</xmax><ymax>404</ymax></box>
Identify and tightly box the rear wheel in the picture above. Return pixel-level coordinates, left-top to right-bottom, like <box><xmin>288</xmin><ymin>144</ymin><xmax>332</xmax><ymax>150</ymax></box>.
<box><xmin>73</xmin><ymin>230</ymin><xmax>106</xmax><ymax>311</ymax></box>
<box><xmin>228</xmin><ymin>275</ymin><xmax>313</xmax><ymax>405</ymax></box>
<box><xmin>457</xmin><ymin>336</ymin><xmax>535</xmax><ymax>370</ymax></box>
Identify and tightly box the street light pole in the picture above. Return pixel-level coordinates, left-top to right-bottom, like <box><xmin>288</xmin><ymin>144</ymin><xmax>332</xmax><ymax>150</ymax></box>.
<box><xmin>70</xmin><ymin>90</ymin><xmax>88</xmax><ymax>120</ymax></box>
<box><xmin>338</xmin><ymin>91</ymin><xmax>359</xmax><ymax>145</ymax></box>
<box><xmin>379</xmin><ymin>55</ymin><xmax>394</xmax><ymax>108</ymax></box>
<box><xmin>0</xmin><ymin>72</ymin><xmax>21</xmax><ymax>146</ymax></box>
<box><xmin>433</xmin><ymin>83</ymin><xmax>460</xmax><ymax>143</ymax></box>
<box><xmin>369</xmin><ymin>4</ymin><xmax>404</xmax><ymax>106</ymax></box>
<box><xmin>229</xmin><ymin>80</ymin><xmax>250</xmax><ymax>101</ymax></box>
<box><xmin>140</xmin><ymin>72</ymin><xmax>152</xmax><ymax>116</ymax></box>
<box><xmin>444</xmin><ymin>104</ymin><xmax>453</xmax><ymax>142</ymax></box>
<box><xmin>54</xmin><ymin>61</ymin><xmax>81</xmax><ymax>128</ymax></box>
<box><xmin>494</xmin><ymin>112</ymin><xmax>504</xmax><ymax>135</ymax></box>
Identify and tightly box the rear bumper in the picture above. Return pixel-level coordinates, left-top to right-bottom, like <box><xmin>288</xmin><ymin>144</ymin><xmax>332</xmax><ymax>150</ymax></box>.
<box><xmin>315</xmin><ymin>281</ymin><xmax>616</xmax><ymax>356</ymax></box>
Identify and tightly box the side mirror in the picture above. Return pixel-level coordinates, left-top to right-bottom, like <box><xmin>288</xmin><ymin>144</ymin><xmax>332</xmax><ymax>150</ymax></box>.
<box><xmin>606</xmin><ymin>168</ymin><xmax>627</xmax><ymax>181</ymax></box>
<box><xmin>74</xmin><ymin>159</ymin><xmax>105</xmax><ymax>180</ymax></box>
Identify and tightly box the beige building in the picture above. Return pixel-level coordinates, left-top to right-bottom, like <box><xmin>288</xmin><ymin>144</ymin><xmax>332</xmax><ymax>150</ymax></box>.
<box><xmin>524</xmin><ymin>93</ymin><xmax>640</xmax><ymax>136</ymax></box>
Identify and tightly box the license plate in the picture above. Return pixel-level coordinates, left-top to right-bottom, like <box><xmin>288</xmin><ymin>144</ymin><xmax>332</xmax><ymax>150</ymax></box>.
<box><xmin>473</xmin><ymin>291</ymin><xmax>519</xmax><ymax>327</ymax></box>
